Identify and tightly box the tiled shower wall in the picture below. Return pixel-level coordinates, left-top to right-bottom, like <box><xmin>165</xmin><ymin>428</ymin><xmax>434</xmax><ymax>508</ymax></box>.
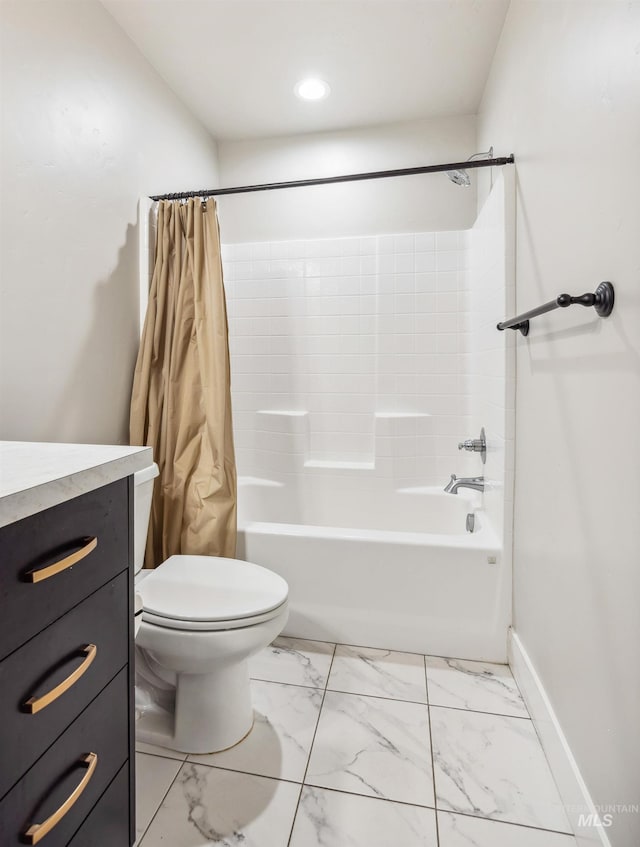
<box><xmin>223</xmin><ymin>231</ymin><xmax>477</xmax><ymax>489</ymax></box>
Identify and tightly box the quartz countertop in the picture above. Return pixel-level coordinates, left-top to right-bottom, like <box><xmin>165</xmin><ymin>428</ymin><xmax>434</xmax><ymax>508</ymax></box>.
<box><xmin>0</xmin><ymin>441</ymin><xmax>153</xmax><ymax>528</ymax></box>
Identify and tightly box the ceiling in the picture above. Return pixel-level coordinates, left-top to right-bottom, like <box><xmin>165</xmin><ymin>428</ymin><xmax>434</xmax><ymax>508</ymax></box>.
<box><xmin>102</xmin><ymin>0</ymin><xmax>510</xmax><ymax>141</ymax></box>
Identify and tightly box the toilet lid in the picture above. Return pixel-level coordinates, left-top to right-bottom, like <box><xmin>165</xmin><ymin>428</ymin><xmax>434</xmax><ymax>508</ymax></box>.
<box><xmin>138</xmin><ymin>555</ymin><xmax>289</xmax><ymax>623</ymax></box>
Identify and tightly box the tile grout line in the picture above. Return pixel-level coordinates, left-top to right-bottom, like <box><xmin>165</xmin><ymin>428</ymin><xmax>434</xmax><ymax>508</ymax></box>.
<box><xmin>425</xmin><ymin>654</ymin><xmax>440</xmax><ymax>847</ymax></box>
<box><xmin>427</xmin><ymin>702</ymin><xmax>532</xmax><ymax>721</ymax></box>
<box><xmin>250</xmin><ymin>675</ymin><xmax>327</xmax><ymax>692</ymax></box>
<box><xmin>217</xmin><ymin>774</ymin><xmax>576</xmax><ymax>839</ymax></box>
<box><xmin>136</xmin><ymin>757</ymin><xmax>184</xmax><ymax>846</ymax></box>
<box><xmin>256</xmin><ymin>678</ymin><xmax>530</xmax><ymax>721</ymax></box>
<box><xmin>292</xmin><ymin>781</ymin><xmax>438</xmax><ymax>813</ymax></box>
<box><xmin>286</xmin><ymin>641</ymin><xmax>338</xmax><ymax>847</ymax></box>
<box><xmin>135</xmin><ymin>748</ymin><xmax>187</xmax><ymax>764</ymax></box>
<box><xmin>437</xmin><ymin>807</ymin><xmax>578</xmax><ymax>838</ymax></box>
<box><xmin>181</xmin><ymin>760</ymin><xmax>304</xmax><ymax>787</ymax></box>
<box><xmin>324</xmin><ymin>684</ymin><xmax>428</xmax><ymax>706</ymax></box>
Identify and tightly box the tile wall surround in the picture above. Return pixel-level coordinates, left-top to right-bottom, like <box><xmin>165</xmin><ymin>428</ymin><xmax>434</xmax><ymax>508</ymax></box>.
<box><xmin>223</xmin><ymin>230</ymin><xmax>479</xmax><ymax>491</ymax></box>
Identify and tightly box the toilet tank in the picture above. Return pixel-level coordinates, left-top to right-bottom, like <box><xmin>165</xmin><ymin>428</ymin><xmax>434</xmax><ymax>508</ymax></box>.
<box><xmin>133</xmin><ymin>463</ymin><xmax>159</xmax><ymax>574</ymax></box>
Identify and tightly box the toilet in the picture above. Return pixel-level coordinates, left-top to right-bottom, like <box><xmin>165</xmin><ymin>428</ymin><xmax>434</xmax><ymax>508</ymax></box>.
<box><xmin>133</xmin><ymin>464</ymin><xmax>289</xmax><ymax>754</ymax></box>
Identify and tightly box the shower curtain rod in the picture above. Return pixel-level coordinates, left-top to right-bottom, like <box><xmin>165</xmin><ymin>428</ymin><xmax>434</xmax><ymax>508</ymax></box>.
<box><xmin>149</xmin><ymin>154</ymin><xmax>515</xmax><ymax>201</ymax></box>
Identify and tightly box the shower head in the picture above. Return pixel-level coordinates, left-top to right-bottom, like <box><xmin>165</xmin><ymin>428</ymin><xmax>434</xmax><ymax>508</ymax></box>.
<box><xmin>446</xmin><ymin>168</ymin><xmax>471</xmax><ymax>187</ymax></box>
<box><xmin>446</xmin><ymin>146</ymin><xmax>494</xmax><ymax>187</ymax></box>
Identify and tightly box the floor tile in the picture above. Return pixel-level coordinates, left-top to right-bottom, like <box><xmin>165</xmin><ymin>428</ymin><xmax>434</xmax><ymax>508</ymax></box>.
<box><xmin>187</xmin><ymin>680</ymin><xmax>323</xmax><ymax>782</ymax></box>
<box><xmin>250</xmin><ymin>637</ymin><xmax>335</xmax><ymax>689</ymax></box>
<box><xmin>431</xmin><ymin>706</ymin><xmax>571</xmax><ymax>832</ymax></box>
<box><xmin>306</xmin><ymin>690</ymin><xmax>433</xmax><ymax>807</ymax></box>
<box><xmin>438</xmin><ymin>811</ymin><xmax>577</xmax><ymax>846</ymax></box>
<box><xmin>290</xmin><ymin>786</ymin><xmax>438</xmax><ymax>847</ymax></box>
<box><xmin>135</xmin><ymin>752</ymin><xmax>181</xmax><ymax>843</ymax></box>
<box><xmin>426</xmin><ymin>656</ymin><xmax>528</xmax><ymax>717</ymax></box>
<box><xmin>327</xmin><ymin>644</ymin><xmax>428</xmax><ymax>702</ymax></box>
<box><xmin>136</xmin><ymin>740</ymin><xmax>187</xmax><ymax>761</ymax></box>
<box><xmin>139</xmin><ymin>762</ymin><xmax>300</xmax><ymax>846</ymax></box>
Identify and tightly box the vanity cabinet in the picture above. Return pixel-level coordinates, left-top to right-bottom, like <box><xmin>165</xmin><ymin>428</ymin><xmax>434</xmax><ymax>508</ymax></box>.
<box><xmin>0</xmin><ymin>476</ymin><xmax>135</xmax><ymax>846</ymax></box>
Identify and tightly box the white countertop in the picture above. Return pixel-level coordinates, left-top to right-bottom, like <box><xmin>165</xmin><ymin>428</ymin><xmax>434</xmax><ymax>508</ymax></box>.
<box><xmin>0</xmin><ymin>441</ymin><xmax>154</xmax><ymax>527</ymax></box>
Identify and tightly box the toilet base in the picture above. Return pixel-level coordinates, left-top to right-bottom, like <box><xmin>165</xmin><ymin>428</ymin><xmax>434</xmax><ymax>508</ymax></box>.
<box><xmin>136</xmin><ymin>660</ymin><xmax>255</xmax><ymax>754</ymax></box>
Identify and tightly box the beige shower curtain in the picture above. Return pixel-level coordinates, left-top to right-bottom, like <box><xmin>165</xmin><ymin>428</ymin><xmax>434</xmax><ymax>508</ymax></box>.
<box><xmin>130</xmin><ymin>198</ymin><xmax>236</xmax><ymax>567</ymax></box>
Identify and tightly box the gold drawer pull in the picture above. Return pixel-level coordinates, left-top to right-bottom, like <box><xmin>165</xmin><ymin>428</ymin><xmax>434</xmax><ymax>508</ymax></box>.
<box><xmin>25</xmin><ymin>537</ymin><xmax>98</xmax><ymax>583</ymax></box>
<box><xmin>23</xmin><ymin>752</ymin><xmax>98</xmax><ymax>844</ymax></box>
<box><xmin>24</xmin><ymin>644</ymin><xmax>97</xmax><ymax>714</ymax></box>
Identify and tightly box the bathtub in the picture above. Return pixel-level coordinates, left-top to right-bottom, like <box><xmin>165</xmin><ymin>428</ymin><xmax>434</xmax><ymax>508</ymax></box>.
<box><xmin>236</xmin><ymin>477</ymin><xmax>510</xmax><ymax>662</ymax></box>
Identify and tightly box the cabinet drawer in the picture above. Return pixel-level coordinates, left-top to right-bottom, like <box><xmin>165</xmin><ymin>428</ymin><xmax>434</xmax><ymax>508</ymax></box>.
<box><xmin>0</xmin><ymin>668</ymin><xmax>129</xmax><ymax>847</ymax></box>
<box><xmin>0</xmin><ymin>478</ymin><xmax>129</xmax><ymax>659</ymax></box>
<box><xmin>0</xmin><ymin>572</ymin><xmax>128</xmax><ymax>798</ymax></box>
<box><xmin>67</xmin><ymin>763</ymin><xmax>131</xmax><ymax>847</ymax></box>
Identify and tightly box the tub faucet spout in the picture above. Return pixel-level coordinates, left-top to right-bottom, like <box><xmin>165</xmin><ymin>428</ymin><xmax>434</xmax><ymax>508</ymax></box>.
<box><xmin>444</xmin><ymin>474</ymin><xmax>484</xmax><ymax>494</ymax></box>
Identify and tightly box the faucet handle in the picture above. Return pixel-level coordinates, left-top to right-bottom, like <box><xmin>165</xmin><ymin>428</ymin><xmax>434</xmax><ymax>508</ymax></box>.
<box><xmin>457</xmin><ymin>427</ymin><xmax>486</xmax><ymax>464</ymax></box>
<box><xmin>458</xmin><ymin>439</ymin><xmax>481</xmax><ymax>451</ymax></box>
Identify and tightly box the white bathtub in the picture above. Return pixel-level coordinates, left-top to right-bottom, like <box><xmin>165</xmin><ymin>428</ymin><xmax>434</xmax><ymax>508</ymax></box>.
<box><xmin>236</xmin><ymin>477</ymin><xmax>510</xmax><ymax>661</ymax></box>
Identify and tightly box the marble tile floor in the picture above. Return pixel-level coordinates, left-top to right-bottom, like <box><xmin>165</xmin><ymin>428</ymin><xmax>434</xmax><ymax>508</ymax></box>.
<box><xmin>135</xmin><ymin>637</ymin><xmax>577</xmax><ymax>847</ymax></box>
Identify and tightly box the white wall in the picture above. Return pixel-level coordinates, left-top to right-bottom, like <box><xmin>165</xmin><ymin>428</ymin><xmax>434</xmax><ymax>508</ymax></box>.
<box><xmin>478</xmin><ymin>4</ymin><xmax>640</xmax><ymax>846</ymax></box>
<box><xmin>216</xmin><ymin>116</ymin><xmax>478</xmax><ymax>242</ymax></box>
<box><xmin>0</xmin><ymin>0</ymin><xmax>219</xmax><ymax>445</ymax></box>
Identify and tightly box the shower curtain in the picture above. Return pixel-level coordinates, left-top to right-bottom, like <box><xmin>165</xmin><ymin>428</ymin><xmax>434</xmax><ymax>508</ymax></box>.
<box><xmin>130</xmin><ymin>198</ymin><xmax>237</xmax><ymax>567</ymax></box>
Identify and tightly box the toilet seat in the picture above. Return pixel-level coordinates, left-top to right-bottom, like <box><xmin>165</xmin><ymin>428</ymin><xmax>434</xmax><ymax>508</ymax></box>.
<box><xmin>137</xmin><ymin>555</ymin><xmax>289</xmax><ymax>632</ymax></box>
<box><xmin>141</xmin><ymin>602</ymin><xmax>288</xmax><ymax>632</ymax></box>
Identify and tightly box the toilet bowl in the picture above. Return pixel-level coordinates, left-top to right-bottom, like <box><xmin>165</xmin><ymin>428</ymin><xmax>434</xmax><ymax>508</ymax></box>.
<box><xmin>133</xmin><ymin>465</ymin><xmax>288</xmax><ymax>754</ymax></box>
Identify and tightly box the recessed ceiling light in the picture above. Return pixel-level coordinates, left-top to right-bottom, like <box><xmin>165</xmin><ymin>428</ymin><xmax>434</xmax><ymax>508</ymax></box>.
<box><xmin>294</xmin><ymin>78</ymin><xmax>330</xmax><ymax>101</ymax></box>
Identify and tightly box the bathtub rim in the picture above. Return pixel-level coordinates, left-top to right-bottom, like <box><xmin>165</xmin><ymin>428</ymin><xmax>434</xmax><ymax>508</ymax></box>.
<box><xmin>238</xmin><ymin>517</ymin><xmax>501</xmax><ymax>552</ymax></box>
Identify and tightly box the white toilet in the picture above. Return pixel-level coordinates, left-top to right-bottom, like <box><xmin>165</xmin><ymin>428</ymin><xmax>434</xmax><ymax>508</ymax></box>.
<box><xmin>133</xmin><ymin>464</ymin><xmax>289</xmax><ymax>754</ymax></box>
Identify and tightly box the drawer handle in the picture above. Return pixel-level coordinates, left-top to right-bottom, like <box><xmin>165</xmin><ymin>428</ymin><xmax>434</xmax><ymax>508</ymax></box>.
<box><xmin>25</xmin><ymin>536</ymin><xmax>98</xmax><ymax>583</ymax></box>
<box><xmin>23</xmin><ymin>752</ymin><xmax>98</xmax><ymax>844</ymax></box>
<box><xmin>23</xmin><ymin>644</ymin><xmax>97</xmax><ymax>714</ymax></box>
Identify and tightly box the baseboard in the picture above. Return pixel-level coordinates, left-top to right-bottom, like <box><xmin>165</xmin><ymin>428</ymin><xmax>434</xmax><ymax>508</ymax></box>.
<box><xmin>508</xmin><ymin>630</ymin><xmax>612</xmax><ymax>847</ymax></box>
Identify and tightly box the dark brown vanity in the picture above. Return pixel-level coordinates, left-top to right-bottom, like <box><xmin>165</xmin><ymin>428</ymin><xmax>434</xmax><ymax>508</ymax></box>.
<box><xmin>0</xmin><ymin>443</ymin><xmax>151</xmax><ymax>846</ymax></box>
